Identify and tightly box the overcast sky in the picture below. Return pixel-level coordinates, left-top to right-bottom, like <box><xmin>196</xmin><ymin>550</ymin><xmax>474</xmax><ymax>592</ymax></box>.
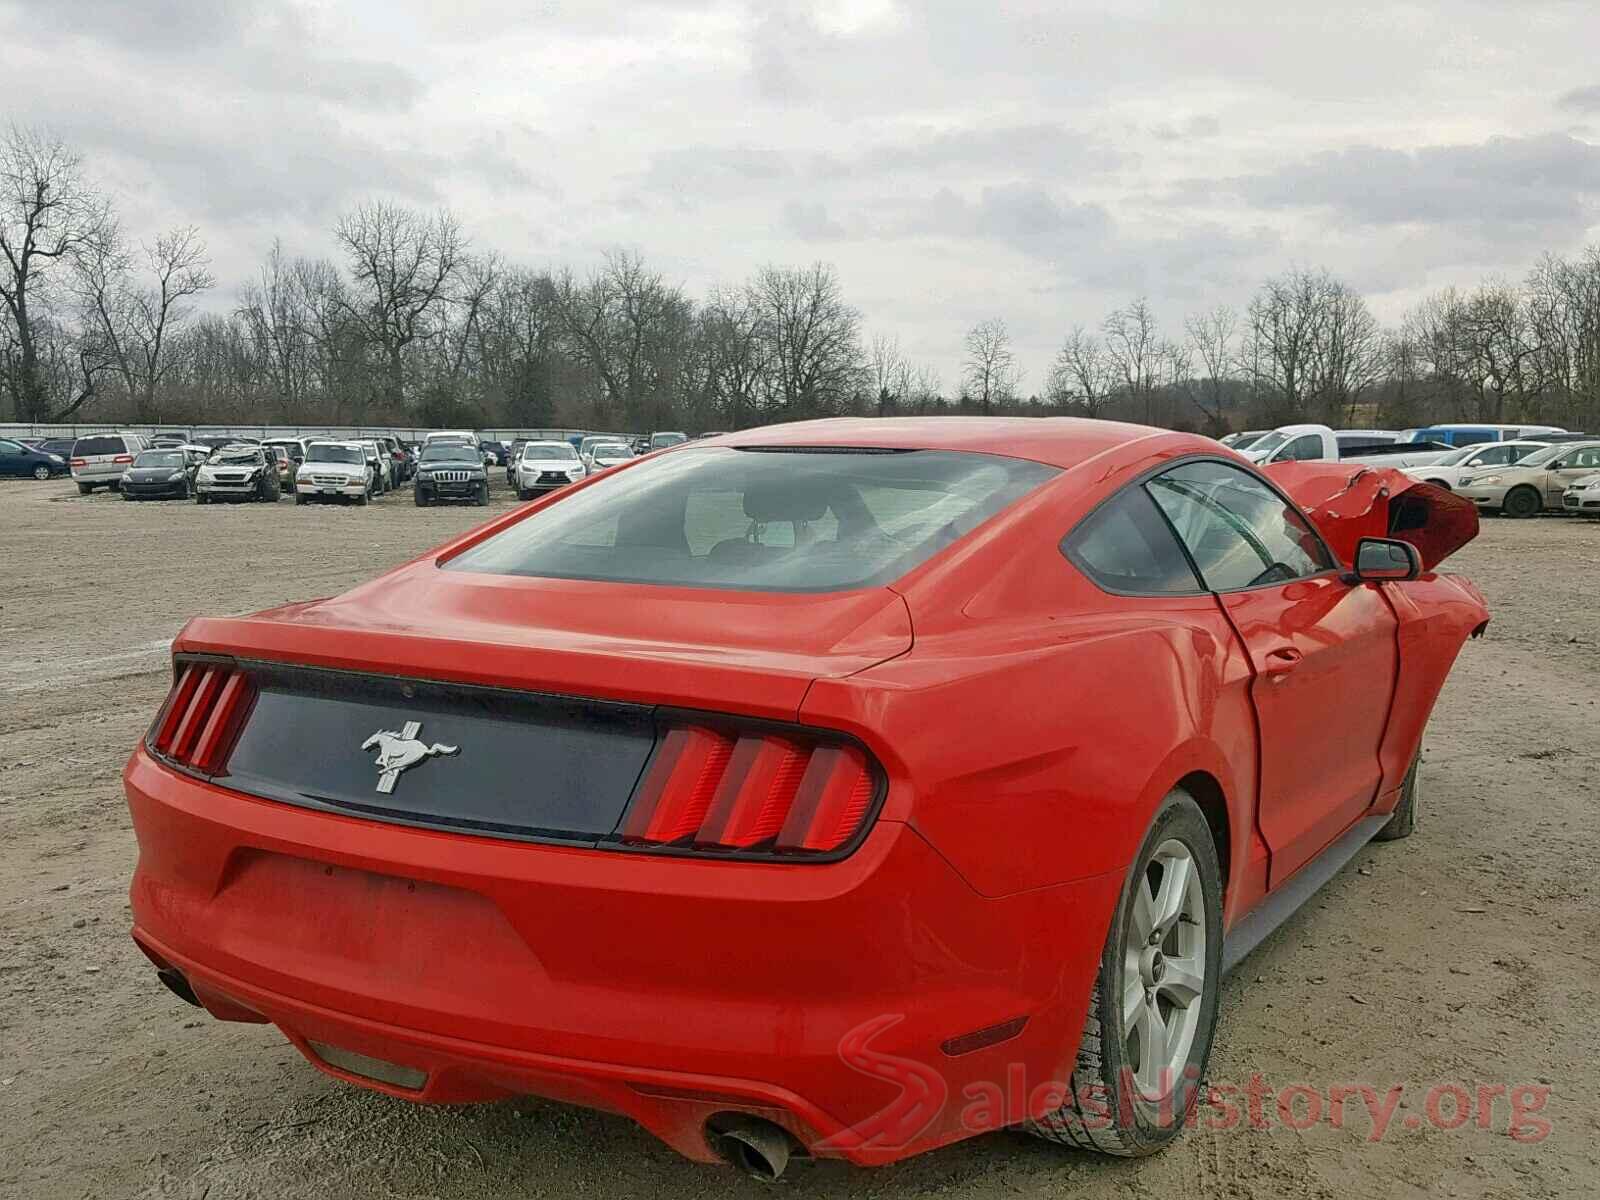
<box><xmin>7</xmin><ymin>0</ymin><xmax>1600</xmax><ymax>390</ymax></box>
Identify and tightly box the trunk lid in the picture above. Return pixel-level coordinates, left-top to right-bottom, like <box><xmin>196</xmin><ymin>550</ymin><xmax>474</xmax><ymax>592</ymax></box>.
<box><xmin>167</xmin><ymin>564</ymin><xmax>912</xmax><ymax>842</ymax></box>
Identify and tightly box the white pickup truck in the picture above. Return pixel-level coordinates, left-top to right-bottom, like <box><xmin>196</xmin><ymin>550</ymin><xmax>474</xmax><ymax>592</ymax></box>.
<box><xmin>1237</xmin><ymin>424</ymin><xmax>1456</xmax><ymax>469</ymax></box>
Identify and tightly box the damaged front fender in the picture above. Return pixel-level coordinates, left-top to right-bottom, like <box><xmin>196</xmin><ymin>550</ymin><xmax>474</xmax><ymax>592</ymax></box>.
<box><xmin>1265</xmin><ymin>462</ymin><xmax>1479</xmax><ymax>570</ymax></box>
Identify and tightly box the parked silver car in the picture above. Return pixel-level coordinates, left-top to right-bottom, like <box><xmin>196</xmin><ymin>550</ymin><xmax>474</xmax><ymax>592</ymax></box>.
<box><xmin>70</xmin><ymin>432</ymin><xmax>150</xmax><ymax>493</ymax></box>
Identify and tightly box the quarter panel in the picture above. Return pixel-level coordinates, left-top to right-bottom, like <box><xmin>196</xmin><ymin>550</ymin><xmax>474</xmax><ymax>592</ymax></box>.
<box><xmin>804</xmin><ymin>597</ymin><xmax>1257</xmax><ymax>900</ymax></box>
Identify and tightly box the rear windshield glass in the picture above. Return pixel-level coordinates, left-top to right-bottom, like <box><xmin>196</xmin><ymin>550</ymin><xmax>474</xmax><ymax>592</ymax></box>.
<box><xmin>445</xmin><ymin>447</ymin><xmax>1058</xmax><ymax>592</ymax></box>
<box><xmin>306</xmin><ymin>444</ymin><xmax>364</xmax><ymax>465</ymax></box>
<box><xmin>73</xmin><ymin>436</ymin><xmax>125</xmax><ymax>456</ymax></box>
<box><xmin>592</xmin><ymin>443</ymin><xmax>633</xmax><ymax>458</ymax></box>
<box><xmin>134</xmin><ymin>451</ymin><xmax>184</xmax><ymax>468</ymax></box>
<box><xmin>422</xmin><ymin>443</ymin><xmax>478</xmax><ymax>462</ymax></box>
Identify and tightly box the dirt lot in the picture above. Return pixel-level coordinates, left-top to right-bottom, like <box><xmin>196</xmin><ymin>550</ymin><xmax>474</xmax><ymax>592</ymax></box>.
<box><xmin>2</xmin><ymin>474</ymin><xmax>1596</xmax><ymax>1199</ymax></box>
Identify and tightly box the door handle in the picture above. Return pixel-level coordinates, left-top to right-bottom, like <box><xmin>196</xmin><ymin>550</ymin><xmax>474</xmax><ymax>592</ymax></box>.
<box><xmin>1262</xmin><ymin>647</ymin><xmax>1304</xmax><ymax>680</ymax></box>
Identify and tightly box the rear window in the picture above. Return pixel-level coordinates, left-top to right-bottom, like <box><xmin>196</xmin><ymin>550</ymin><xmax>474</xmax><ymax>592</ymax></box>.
<box><xmin>446</xmin><ymin>447</ymin><xmax>1058</xmax><ymax>592</ymax></box>
<box><xmin>306</xmin><ymin>444</ymin><xmax>364</xmax><ymax>465</ymax></box>
<box><xmin>73</xmin><ymin>435</ymin><xmax>126</xmax><ymax>456</ymax></box>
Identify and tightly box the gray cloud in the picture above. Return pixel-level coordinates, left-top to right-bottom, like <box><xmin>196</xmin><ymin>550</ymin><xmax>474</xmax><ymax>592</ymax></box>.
<box><xmin>1557</xmin><ymin>84</ymin><xmax>1600</xmax><ymax>113</ymax></box>
<box><xmin>1233</xmin><ymin>135</ymin><xmax>1600</xmax><ymax>237</ymax></box>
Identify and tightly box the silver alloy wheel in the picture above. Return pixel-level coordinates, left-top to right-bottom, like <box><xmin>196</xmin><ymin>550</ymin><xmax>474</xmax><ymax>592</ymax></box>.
<box><xmin>1122</xmin><ymin>838</ymin><xmax>1208</xmax><ymax>1100</ymax></box>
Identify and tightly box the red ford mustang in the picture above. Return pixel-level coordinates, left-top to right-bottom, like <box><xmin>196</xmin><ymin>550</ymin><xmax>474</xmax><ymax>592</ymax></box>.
<box><xmin>124</xmin><ymin>418</ymin><xmax>1488</xmax><ymax>1177</ymax></box>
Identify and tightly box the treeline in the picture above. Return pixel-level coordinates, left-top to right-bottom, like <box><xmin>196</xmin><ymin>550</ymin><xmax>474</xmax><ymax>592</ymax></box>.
<box><xmin>5</xmin><ymin>123</ymin><xmax>1600</xmax><ymax>435</ymax></box>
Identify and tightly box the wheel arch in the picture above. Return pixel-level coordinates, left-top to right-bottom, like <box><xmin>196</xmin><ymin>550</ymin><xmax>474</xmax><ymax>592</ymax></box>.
<box><xmin>1174</xmin><ymin>769</ymin><xmax>1230</xmax><ymax>889</ymax></box>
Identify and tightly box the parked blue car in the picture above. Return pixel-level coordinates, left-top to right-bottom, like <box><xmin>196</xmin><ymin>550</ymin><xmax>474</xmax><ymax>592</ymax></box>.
<box><xmin>0</xmin><ymin>437</ymin><xmax>70</xmax><ymax>479</ymax></box>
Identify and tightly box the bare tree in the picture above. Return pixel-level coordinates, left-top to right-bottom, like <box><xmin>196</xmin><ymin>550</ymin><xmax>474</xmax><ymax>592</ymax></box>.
<box><xmin>334</xmin><ymin>201</ymin><xmax>463</xmax><ymax>410</ymax></box>
<box><xmin>80</xmin><ymin>223</ymin><xmax>215</xmax><ymax>422</ymax></box>
<box><xmin>747</xmin><ymin>262</ymin><xmax>864</xmax><ymax>419</ymax></box>
<box><xmin>1046</xmin><ymin>325</ymin><xmax>1118</xmax><ymax>417</ymax></box>
<box><xmin>1181</xmin><ymin>305</ymin><xmax>1238</xmax><ymax>434</ymax></box>
<box><xmin>962</xmin><ymin>318</ymin><xmax>1019</xmax><ymax>412</ymax></box>
<box><xmin>554</xmin><ymin>249</ymin><xmax>694</xmax><ymax>429</ymax></box>
<box><xmin>1102</xmin><ymin>298</ymin><xmax>1163</xmax><ymax>424</ymax></box>
<box><xmin>0</xmin><ymin>124</ymin><xmax>113</xmax><ymax>420</ymax></box>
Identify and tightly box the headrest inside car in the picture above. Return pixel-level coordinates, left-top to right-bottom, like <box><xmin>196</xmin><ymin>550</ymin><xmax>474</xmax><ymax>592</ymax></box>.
<box><xmin>743</xmin><ymin>479</ymin><xmax>830</xmax><ymax>523</ymax></box>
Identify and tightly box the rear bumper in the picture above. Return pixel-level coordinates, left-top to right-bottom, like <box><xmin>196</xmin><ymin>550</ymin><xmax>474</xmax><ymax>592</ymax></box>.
<box><xmin>124</xmin><ymin>746</ymin><xmax>1117</xmax><ymax>1165</ymax></box>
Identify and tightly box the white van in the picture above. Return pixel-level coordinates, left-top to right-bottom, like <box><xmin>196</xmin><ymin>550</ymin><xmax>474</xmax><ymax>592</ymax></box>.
<box><xmin>70</xmin><ymin>432</ymin><xmax>150</xmax><ymax>493</ymax></box>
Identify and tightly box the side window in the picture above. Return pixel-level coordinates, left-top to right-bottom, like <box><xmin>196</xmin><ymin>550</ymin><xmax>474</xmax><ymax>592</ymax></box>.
<box><xmin>1063</xmin><ymin>486</ymin><xmax>1201</xmax><ymax>595</ymax></box>
<box><xmin>1454</xmin><ymin>430</ymin><xmax>1493</xmax><ymax>447</ymax></box>
<box><xmin>1472</xmin><ymin>446</ymin><xmax>1512</xmax><ymax>467</ymax></box>
<box><xmin>1147</xmin><ymin>461</ymin><xmax>1334</xmax><ymax>591</ymax></box>
<box><xmin>1280</xmin><ymin>434</ymin><xmax>1322</xmax><ymax>462</ymax></box>
<box><xmin>1567</xmin><ymin>447</ymin><xmax>1600</xmax><ymax>469</ymax></box>
<box><xmin>0</xmin><ymin>440</ymin><xmax>21</xmax><ymax>457</ymax></box>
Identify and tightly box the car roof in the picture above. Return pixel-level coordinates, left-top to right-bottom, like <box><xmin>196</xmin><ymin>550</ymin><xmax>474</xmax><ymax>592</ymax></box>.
<box><xmin>703</xmin><ymin>416</ymin><xmax>1176</xmax><ymax>470</ymax></box>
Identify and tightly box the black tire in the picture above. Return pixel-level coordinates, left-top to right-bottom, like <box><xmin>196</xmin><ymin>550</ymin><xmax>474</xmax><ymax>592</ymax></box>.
<box><xmin>77</xmin><ymin>483</ymin><xmax>94</xmax><ymax>494</ymax></box>
<box><xmin>195</xmin><ymin>493</ymin><xmax>206</xmax><ymax>504</ymax></box>
<box><xmin>1422</xmin><ymin>478</ymin><xmax>1451</xmax><ymax>491</ymax></box>
<box><xmin>476</xmin><ymin>482</ymin><xmax>490</xmax><ymax>506</ymax></box>
<box><xmin>517</xmin><ymin>488</ymin><xmax>532</xmax><ymax>501</ymax></box>
<box><xmin>1372</xmin><ymin>751</ymin><xmax>1419</xmax><ymax>842</ymax></box>
<box><xmin>1502</xmin><ymin>486</ymin><xmax>1542</xmax><ymax>519</ymax></box>
<box><xmin>33</xmin><ymin>464</ymin><xmax>51</xmax><ymax>480</ymax></box>
<box><xmin>122</xmin><ymin>489</ymin><xmax>134</xmax><ymax>500</ymax></box>
<box><xmin>414</xmin><ymin>491</ymin><xmax>428</xmax><ymax>507</ymax></box>
<box><xmin>1029</xmin><ymin>790</ymin><xmax>1224</xmax><ymax>1157</ymax></box>
<box><xmin>357</xmin><ymin>489</ymin><xmax>370</xmax><ymax>506</ymax></box>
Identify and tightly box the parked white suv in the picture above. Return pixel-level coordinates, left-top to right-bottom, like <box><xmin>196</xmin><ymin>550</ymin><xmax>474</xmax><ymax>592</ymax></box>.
<box><xmin>515</xmin><ymin>441</ymin><xmax>586</xmax><ymax>500</ymax></box>
<box><xmin>70</xmin><ymin>432</ymin><xmax>150</xmax><ymax>493</ymax></box>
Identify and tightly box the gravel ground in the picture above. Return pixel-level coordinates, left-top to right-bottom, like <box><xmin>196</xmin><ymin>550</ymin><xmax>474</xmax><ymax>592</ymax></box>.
<box><xmin>1</xmin><ymin>474</ymin><xmax>1596</xmax><ymax>1199</ymax></box>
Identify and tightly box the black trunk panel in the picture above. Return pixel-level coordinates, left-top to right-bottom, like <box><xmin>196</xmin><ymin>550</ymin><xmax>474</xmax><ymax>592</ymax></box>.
<box><xmin>220</xmin><ymin>661</ymin><xmax>657</xmax><ymax>841</ymax></box>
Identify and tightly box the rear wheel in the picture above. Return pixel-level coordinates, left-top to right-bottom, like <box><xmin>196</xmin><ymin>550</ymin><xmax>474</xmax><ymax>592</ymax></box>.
<box><xmin>32</xmin><ymin>464</ymin><xmax>51</xmax><ymax>480</ymax></box>
<box><xmin>1029</xmin><ymin>790</ymin><xmax>1223</xmax><ymax>1157</ymax></box>
<box><xmin>1503</xmin><ymin>486</ymin><xmax>1542</xmax><ymax>519</ymax></box>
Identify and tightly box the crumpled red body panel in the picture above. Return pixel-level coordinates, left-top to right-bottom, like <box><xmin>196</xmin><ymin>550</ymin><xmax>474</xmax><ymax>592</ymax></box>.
<box><xmin>1264</xmin><ymin>462</ymin><xmax>1479</xmax><ymax>570</ymax></box>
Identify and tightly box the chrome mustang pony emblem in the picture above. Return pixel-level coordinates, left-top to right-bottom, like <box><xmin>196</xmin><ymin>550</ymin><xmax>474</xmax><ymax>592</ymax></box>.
<box><xmin>361</xmin><ymin>721</ymin><xmax>459</xmax><ymax>794</ymax></box>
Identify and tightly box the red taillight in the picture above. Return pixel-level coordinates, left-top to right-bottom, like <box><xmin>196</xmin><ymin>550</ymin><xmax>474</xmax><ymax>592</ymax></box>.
<box><xmin>620</xmin><ymin>726</ymin><xmax>880</xmax><ymax>857</ymax></box>
<box><xmin>113</xmin><ymin>454</ymin><xmax>134</xmax><ymax>464</ymax></box>
<box><xmin>70</xmin><ymin>457</ymin><xmax>87</xmax><ymax>467</ymax></box>
<box><xmin>149</xmin><ymin>661</ymin><xmax>256</xmax><ymax>775</ymax></box>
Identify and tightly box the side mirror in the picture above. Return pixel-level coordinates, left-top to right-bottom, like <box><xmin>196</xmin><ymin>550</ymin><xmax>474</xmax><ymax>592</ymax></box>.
<box><xmin>1346</xmin><ymin>537</ymin><xmax>1422</xmax><ymax>584</ymax></box>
